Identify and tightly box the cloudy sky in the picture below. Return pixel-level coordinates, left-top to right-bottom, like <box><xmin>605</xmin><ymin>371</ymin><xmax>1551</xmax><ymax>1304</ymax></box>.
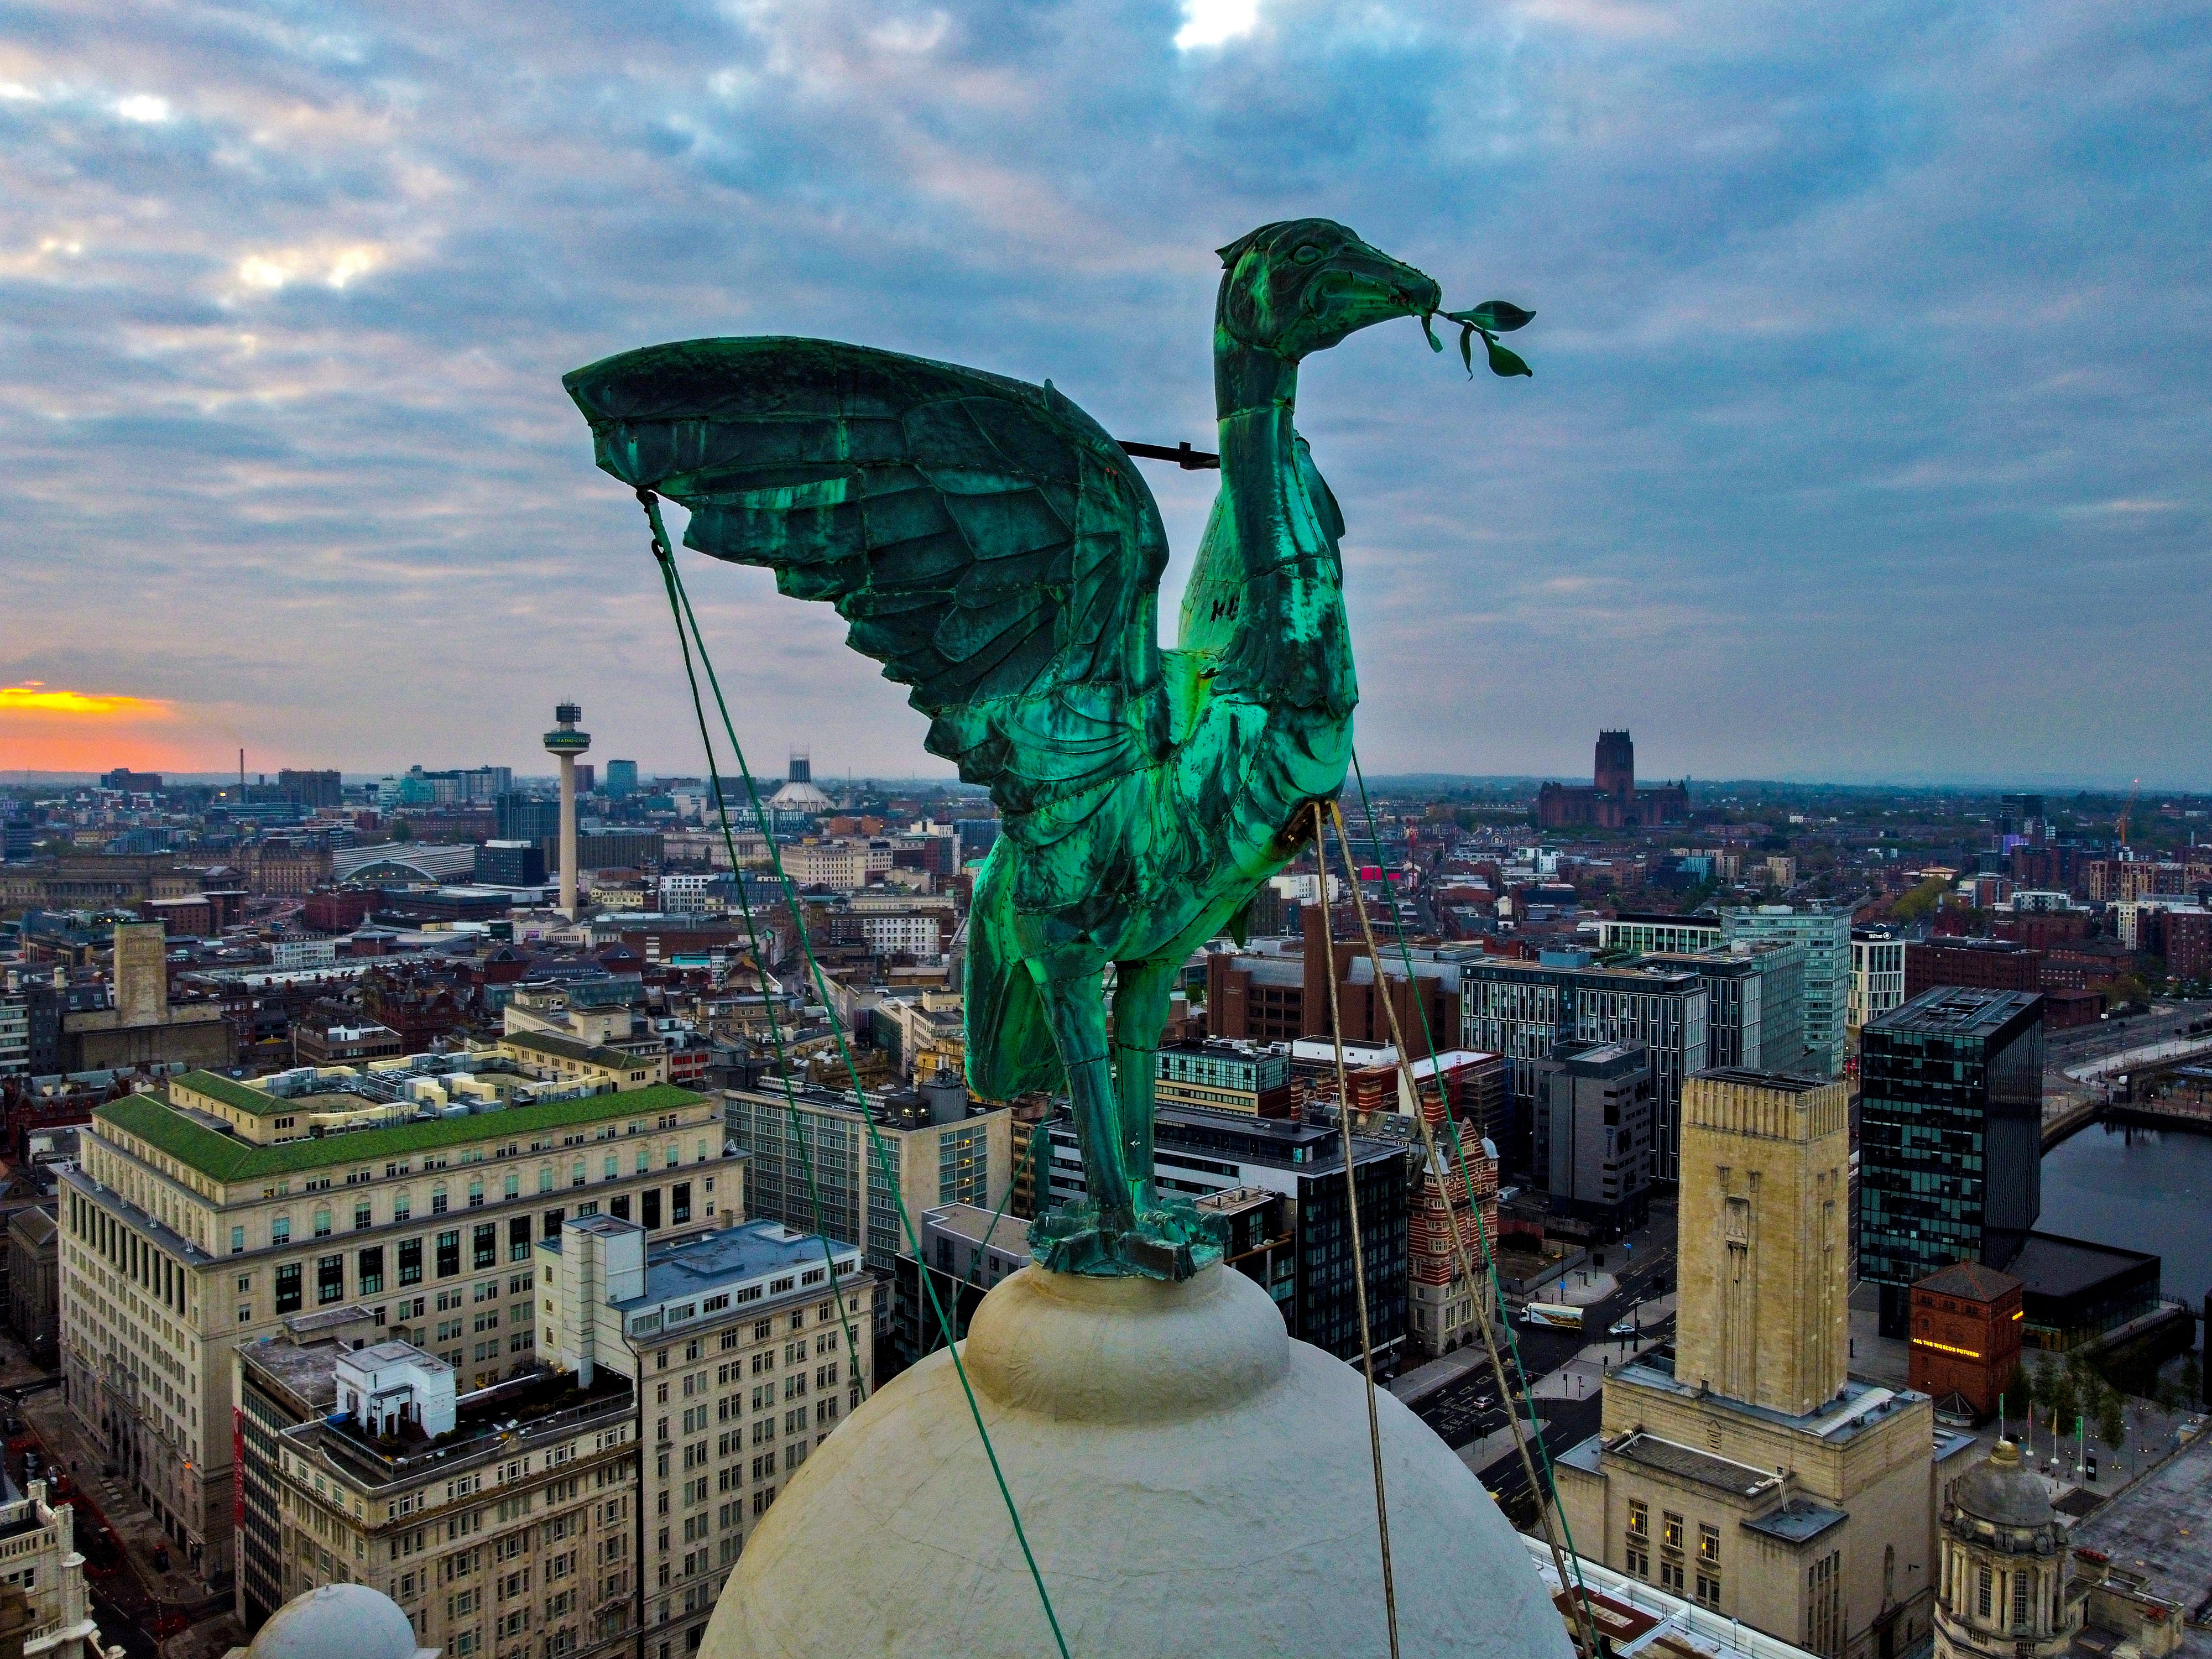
<box><xmin>2</xmin><ymin>0</ymin><xmax>2206</xmax><ymax>787</ymax></box>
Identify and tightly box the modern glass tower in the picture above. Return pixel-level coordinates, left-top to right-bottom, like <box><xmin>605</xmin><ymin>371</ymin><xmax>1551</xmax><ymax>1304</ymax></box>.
<box><xmin>1856</xmin><ymin>985</ymin><xmax>2044</xmax><ymax>1337</ymax></box>
<box><xmin>1721</xmin><ymin>904</ymin><xmax>1853</xmax><ymax>1078</ymax></box>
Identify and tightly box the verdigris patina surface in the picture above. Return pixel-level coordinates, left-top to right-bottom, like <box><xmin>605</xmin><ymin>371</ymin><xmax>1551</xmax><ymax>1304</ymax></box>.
<box><xmin>564</xmin><ymin>219</ymin><xmax>1530</xmax><ymax>1279</ymax></box>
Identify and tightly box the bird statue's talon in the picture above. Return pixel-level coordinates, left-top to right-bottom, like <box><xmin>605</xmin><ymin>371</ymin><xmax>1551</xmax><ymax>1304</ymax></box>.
<box><xmin>1029</xmin><ymin>1198</ymin><xmax>1228</xmax><ymax>1281</ymax></box>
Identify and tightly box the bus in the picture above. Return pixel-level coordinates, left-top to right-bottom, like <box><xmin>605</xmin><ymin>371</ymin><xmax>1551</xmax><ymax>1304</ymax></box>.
<box><xmin>1521</xmin><ymin>1302</ymin><xmax>1584</xmax><ymax>1331</ymax></box>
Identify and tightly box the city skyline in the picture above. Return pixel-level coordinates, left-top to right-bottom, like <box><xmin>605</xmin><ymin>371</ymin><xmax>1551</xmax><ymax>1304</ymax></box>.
<box><xmin>2</xmin><ymin>2</ymin><xmax>2207</xmax><ymax>785</ymax></box>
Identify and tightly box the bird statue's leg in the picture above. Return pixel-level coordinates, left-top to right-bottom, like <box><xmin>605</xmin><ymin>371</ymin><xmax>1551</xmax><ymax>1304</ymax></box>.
<box><xmin>1108</xmin><ymin>958</ymin><xmax>1176</xmax><ymax>1213</ymax></box>
<box><xmin>1030</xmin><ymin>964</ymin><xmax>1136</xmax><ymax>1259</ymax></box>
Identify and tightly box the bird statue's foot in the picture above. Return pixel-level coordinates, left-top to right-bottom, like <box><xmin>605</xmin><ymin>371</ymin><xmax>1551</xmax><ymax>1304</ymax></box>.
<box><xmin>1029</xmin><ymin>1197</ymin><xmax>1229</xmax><ymax>1282</ymax></box>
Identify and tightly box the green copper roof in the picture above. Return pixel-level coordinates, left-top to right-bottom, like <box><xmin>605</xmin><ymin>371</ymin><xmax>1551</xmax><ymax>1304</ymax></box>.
<box><xmin>171</xmin><ymin>1068</ymin><xmax>291</xmax><ymax>1116</ymax></box>
<box><xmin>97</xmin><ymin>1083</ymin><xmax>713</xmax><ymax>1184</ymax></box>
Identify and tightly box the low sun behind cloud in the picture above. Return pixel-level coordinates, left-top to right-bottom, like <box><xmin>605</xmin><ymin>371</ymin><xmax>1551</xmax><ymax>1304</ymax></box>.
<box><xmin>0</xmin><ymin>682</ymin><xmax>192</xmax><ymax>773</ymax></box>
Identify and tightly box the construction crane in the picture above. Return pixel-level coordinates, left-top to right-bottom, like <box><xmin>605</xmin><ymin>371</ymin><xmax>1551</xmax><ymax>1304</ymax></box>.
<box><xmin>2117</xmin><ymin>777</ymin><xmax>2141</xmax><ymax>851</ymax></box>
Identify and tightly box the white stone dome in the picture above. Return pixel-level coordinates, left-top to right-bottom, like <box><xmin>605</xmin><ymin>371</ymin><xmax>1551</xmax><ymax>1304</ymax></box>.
<box><xmin>249</xmin><ymin>1583</ymin><xmax>424</xmax><ymax>1659</ymax></box>
<box><xmin>765</xmin><ymin>780</ymin><xmax>833</xmax><ymax>813</ymax></box>
<box><xmin>702</xmin><ymin>1263</ymin><xmax>1572</xmax><ymax>1658</ymax></box>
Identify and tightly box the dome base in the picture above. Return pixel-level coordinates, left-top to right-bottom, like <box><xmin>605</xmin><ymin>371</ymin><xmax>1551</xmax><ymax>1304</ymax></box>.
<box><xmin>701</xmin><ymin>1263</ymin><xmax>1572</xmax><ymax>1659</ymax></box>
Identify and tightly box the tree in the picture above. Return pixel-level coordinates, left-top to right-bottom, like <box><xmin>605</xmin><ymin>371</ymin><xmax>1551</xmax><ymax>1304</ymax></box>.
<box><xmin>2098</xmin><ymin>1389</ymin><xmax>2127</xmax><ymax>1457</ymax></box>
<box><xmin>389</xmin><ymin>818</ymin><xmax>414</xmax><ymax>843</ymax></box>
<box><xmin>1891</xmin><ymin>877</ymin><xmax>1950</xmax><ymax>925</ymax></box>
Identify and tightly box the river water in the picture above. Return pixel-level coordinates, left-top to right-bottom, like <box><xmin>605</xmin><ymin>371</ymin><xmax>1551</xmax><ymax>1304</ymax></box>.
<box><xmin>2038</xmin><ymin>1122</ymin><xmax>2212</xmax><ymax>1310</ymax></box>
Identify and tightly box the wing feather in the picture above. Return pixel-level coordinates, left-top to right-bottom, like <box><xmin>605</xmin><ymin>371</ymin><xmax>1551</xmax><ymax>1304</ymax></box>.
<box><xmin>565</xmin><ymin>337</ymin><xmax>1170</xmax><ymax>819</ymax></box>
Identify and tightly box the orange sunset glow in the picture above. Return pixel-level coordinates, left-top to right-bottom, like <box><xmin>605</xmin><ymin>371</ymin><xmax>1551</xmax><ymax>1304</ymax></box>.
<box><xmin>0</xmin><ymin>681</ymin><xmax>196</xmax><ymax>773</ymax></box>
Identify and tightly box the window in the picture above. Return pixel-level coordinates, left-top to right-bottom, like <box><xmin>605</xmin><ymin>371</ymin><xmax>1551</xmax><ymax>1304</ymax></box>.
<box><xmin>1661</xmin><ymin>1512</ymin><xmax>1684</xmax><ymax>1553</ymax></box>
<box><xmin>542</xmin><ymin>1208</ymin><xmax>565</xmax><ymax>1240</ymax></box>
<box><xmin>604</xmin><ymin>1155</ymin><xmax>618</xmax><ymax>1181</ymax></box>
<box><xmin>437</xmin><ymin>1230</ymin><xmax>461</xmax><ymax>1277</ymax></box>
<box><xmin>359</xmin><ymin>1247</ymin><xmax>385</xmax><ymax>1295</ymax></box>
<box><xmin>611</xmin><ymin>1196</ymin><xmax>631</xmax><ymax>1221</ymax></box>
<box><xmin>399</xmin><ymin>1238</ymin><xmax>424</xmax><ymax>1285</ymax></box>
<box><xmin>1695</xmin><ymin>1572</ymin><xmax>1721</xmax><ymax>1610</ymax></box>
<box><xmin>1977</xmin><ymin>1567</ymin><xmax>1992</xmax><ymax>1619</ymax></box>
<box><xmin>2013</xmin><ymin>1570</ymin><xmax>2031</xmax><ymax>1630</ymax></box>
<box><xmin>314</xmin><ymin>1207</ymin><xmax>332</xmax><ymax>1238</ymax></box>
<box><xmin>318</xmin><ymin>1255</ymin><xmax>345</xmax><ymax>1304</ymax></box>
<box><xmin>473</xmin><ymin>1223</ymin><xmax>497</xmax><ymax>1270</ymax></box>
<box><xmin>432</xmin><ymin>1184</ymin><xmax>448</xmax><ymax>1214</ymax></box>
<box><xmin>1698</xmin><ymin>1524</ymin><xmax>1720</xmax><ymax>1566</ymax></box>
<box><xmin>509</xmin><ymin>1217</ymin><xmax>532</xmax><ymax>1262</ymax></box>
<box><xmin>271</xmin><ymin>1217</ymin><xmax>291</xmax><ymax>1246</ymax></box>
<box><xmin>394</xmin><ymin>1190</ymin><xmax>413</xmax><ymax>1222</ymax></box>
<box><xmin>275</xmin><ymin>1263</ymin><xmax>302</xmax><ymax>1313</ymax></box>
<box><xmin>643</xmin><ymin>1191</ymin><xmax>661</xmax><ymax>1230</ymax></box>
<box><xmin>469</xmin><ymin>1178</ymin><xmax>484</xmax><ymax>1208</ymax></box>
<box><xmin>672</xmin><ymin>1183</ymin><xmax>691</xmax><ymax>1224</ymax></box>
<box><xmin>354</xmin><ymin>1202</ymin><xmax>372</xmax><ymax>1230</ymax></box>
<box><xmin>230</xmin><ymin>1226</ymin><xmax>245</xmax><ymax>1255</ymax></box>
<box><xmin>504</xmin><ymin>1173</ymin><xmax>519</xmax><ymax>1199</ymax></box>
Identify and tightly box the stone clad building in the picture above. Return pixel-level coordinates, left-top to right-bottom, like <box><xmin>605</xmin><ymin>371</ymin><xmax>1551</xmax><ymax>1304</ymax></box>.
<box><xmin>59</xmin><ymin>1060</ymin><xmax>734</xmax><ymax>1578</ymax></box>
<box><xmin>1557</xmin><ymin>1069</ymin><xmax>1940</xmax><ymax>1659</ymax></box>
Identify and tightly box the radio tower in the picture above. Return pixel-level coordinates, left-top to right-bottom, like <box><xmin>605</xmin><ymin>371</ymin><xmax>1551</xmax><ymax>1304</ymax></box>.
<box><xmin>543</xmin><ymin>701</ymin><xmax>592</xmax><ymax>917</ymax></box>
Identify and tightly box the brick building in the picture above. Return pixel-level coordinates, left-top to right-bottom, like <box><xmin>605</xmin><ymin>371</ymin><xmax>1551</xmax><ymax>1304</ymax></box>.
<box><xmin>1907</xmin><ymin>1260</ymin><xmax>2024</xmax><ymax>1418</ymax></box>
<box><xmin>1904</xmin><ymin>938</ymin><xmax>2043</xmax><ymax>1000</ymax></box>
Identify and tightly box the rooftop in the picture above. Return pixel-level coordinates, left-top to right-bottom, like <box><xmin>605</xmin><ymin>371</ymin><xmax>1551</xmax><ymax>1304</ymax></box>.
<box><xmin>1696</xmin><ymin>1068</ymin><xmax>1832</xmax><ymax>1094</ymax></box>
<box><xmin>246</xmin><ymin>1340</ymin><xmax>635</xmax><ymax>1490</ymax></box>
<box><xmin>1916</xmin><ymin>1260</ymin><xmax>2023</xmax><ymax>1302</ymax></box>
<box><xmin>1870</xmin><ymin>985</ymin><xmax>2044</xmax><ymax>1038</ymax></box>
<box><xmin>95</xmin><ymin>1081</ymin><xmax>711</xmax><ymax>1183</ymax></box>
<box><xmin>2068</xmin><ymin>1428</ymin><xmax>2212</xmax><ymax>1648</ymax></box>
<box><xmin>1990</xmin><ymin>1230</ymin><xmax>2161</xmax><ymax>1301</ymax></box>
<box><xmin>1608</xmin><ymin>1431</ymin><xmax>1785</xmax><ymax>1501</ymax></box>
<box><xmin>1741</xmin><ymin>1499</ymin><xmax>1850</xmax><ymax>1544</ymax></box>
<box><xmin>501</xmin><ymin>1028</ymin><xmax>651</xmax><ymax>1070</ymax></box>
<box><xmin>632</xmin><ymin>1218</ymin><xmax>860</xmax><ymax>1308</ymax></box>
<box><xmin>921</xmin><ymin>1202</ymin><xmax>1031</xmax><ymax>1258</ymax></box>
<box><xmin>1610</xmin><ymin>1352</ymin><xmax>1929</xmax><ymax>1447</ymax></box>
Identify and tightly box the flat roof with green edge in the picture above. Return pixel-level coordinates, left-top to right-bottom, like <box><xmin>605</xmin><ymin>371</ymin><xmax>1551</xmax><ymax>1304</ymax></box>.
<box><xmin>95</xmin><ymin>1083</ymin><xmax>717</xmax><ymax>1185</ymax></box>
<box><xmin>171</xmin><ymin>1069</ymin><xmax>295</xmax><ymax>1117</ymax></box>
<box><xmin>501</xmin><ymin>1030</ymin><xmax>650</xmax><ymax>1068</ymax></box>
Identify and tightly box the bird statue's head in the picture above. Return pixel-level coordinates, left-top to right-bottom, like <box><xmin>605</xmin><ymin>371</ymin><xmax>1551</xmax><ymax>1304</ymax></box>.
<box><xmin>1215</xmin><ymin>218</ymin><xmax>1444</xmax><ymax>361</ymax></box>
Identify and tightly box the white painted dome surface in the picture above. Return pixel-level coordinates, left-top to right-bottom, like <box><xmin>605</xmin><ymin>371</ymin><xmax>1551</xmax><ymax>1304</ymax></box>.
<box><xmin>702</xmin><ymin>1263</ymin><xmax>1573</xmax><ymax>1658</ymax></box>
<box><xmin>249</xmin><ymin>1583</ymin><xmax>421</xmax><ymax>1659</ymax></box>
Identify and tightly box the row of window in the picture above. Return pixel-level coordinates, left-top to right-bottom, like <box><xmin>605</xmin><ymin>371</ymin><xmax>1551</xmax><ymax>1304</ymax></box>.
<box><xmin>232</xmin><ymin>1173</ymin><xmax>709</xmax><ymax>1254</ymax></box>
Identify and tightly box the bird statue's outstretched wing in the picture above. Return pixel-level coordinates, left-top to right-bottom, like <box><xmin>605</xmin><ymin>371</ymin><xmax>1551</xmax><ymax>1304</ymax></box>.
<box><xmin>564</xmin><ymin>337</ymin><xmax>1170</xmax><ymax>824</ymax></box>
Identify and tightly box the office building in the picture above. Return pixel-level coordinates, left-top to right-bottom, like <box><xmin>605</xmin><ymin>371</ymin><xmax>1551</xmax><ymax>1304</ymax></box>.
<box><xmin>1600</xmin><ymin>912</ymin><xmax>1723</xmax><ymax>958</ymax></box>
<box><xmin>1721</xmin><ymin>906</ymin><xmax>1851</xmax><ymax>1079</ymax></box>
<box><xmin>1903</xmin><ymin>940</ymin><xmax>2043</xmax><ymax>1001</ymax></box>
<box><xmin>889</xmin><ymin>1202</ymin><xmax>1030</xmax><ymax>1370</ymax></box>
<box><xmin>1531</xmin><ymin>1041</ymin><xmax>1653</xmax><ymax>1234</ymax></box>
<box><xmin>604</xmin><ymin>760</ymin><xmax>639</xmax><ymax>799</ymax></box>
<box><xmin>1535</xmin><ymin>730</ymin><xmax>1690</xmax><ymax>830</ymax></box>
<box><xmin>8</xmin><ymin>1205</ymin><xmax>59</xmax><ymax>1364</ymax></box>
<box><xmin>1558</xmin><ymin>1068</ymin><xmax>1939</xmax><ymax>1659</ymax></box>
<box><xmin>59</xmin><ymin>1062</ymin><xmax>729</xmax><ymax>1577</ymax></box>
<box><xmin>1848</xmin><ymin>930</ymin><xmax>1906</xmax><ymax>1037</ymax></box>
<box><xmin>1045</xmin><ymin>1105</ymin><xmax>1408</xmax><ymax>1365</ymax></box>
<box><xmin>541</xmin><ymin>1215</ymin><xmax>876</xmax><ymax>1658</ymax></box>
<box><xmin>1931</xmin><ymin>1442</ymin><xmax>2081</xmax><ymax>1659</ymax></box>
<box><xmin>234</xmin><ymin>1324</ymin><xmax>640</xmax><ymax>1650</ymax></box>
<box><xmin>723</xmin><ymin>1079</ymin><xmax>1011</xmax><ymax>1285</ymax></box>
<box><xmin>1459</xmin><ymin>955</ymin><xmax>1708</xmax><ymax>1181</ymax></box>
<box><xmin>495</xmin><ymin>792</ymin><xmax>560</xmax><ymax>846</ymax></box>
<box><xmin>1857</xmin><ymin>988</ymin><xmax>2044</xmax><ymax>1338</ymax></box>
<box><xmin>276</xmin><ymin>769</ymin><xmax>342</xmax><ymax>810</ymax></box>
<box><xmin>476</xmin><ymin>839</ymin><xmax>547</xmax><ymax>888</ymax></box>
<box><xmin>1154</xmin><ymin>1039</ymin><xmax>1294</xmax><ymax>1117</ymax></box>
<box><xmin>1649</xmin><ymin>942</ymin><xmax>1808</xmax><ymax>1074</ymax></box>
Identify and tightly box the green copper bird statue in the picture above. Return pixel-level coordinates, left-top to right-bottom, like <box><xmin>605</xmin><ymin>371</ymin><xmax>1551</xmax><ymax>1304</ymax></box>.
<box><xmin>565</xmin><ymin>219</ymin><xmax>1530</xmax><ymax>1280</ymax></box>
